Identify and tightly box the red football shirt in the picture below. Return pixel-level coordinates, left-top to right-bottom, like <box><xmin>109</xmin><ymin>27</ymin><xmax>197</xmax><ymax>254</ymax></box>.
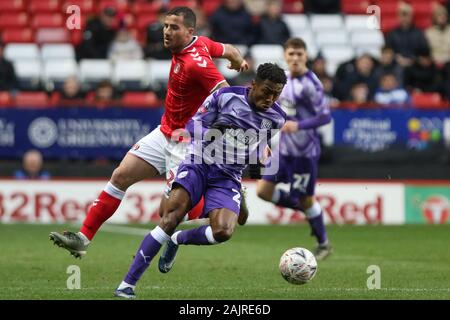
<box><xmin>160</xmin><ymin>36</ymin><xmax>226</xmax><ymax>137</ymax></box>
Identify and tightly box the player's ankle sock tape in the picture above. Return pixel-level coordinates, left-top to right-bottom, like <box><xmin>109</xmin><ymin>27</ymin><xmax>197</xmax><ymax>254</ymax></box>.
<box><xmin>104</xmin><ymin>181</ymin><xmax>125</xmax><ymax>200</ymax></box>
<box><xmin>150</xmin><ymin>226</ymin><xmax>170</xmax><ymax>245</ymax></box>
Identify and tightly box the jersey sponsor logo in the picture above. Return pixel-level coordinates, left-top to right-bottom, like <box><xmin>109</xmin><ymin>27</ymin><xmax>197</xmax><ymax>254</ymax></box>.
<box><xmin>177</xmin><ymin>170</ymin><xmax>188</xmax><ymax>179</ymax></box>
<box><xmin>174</xmin><ymin>63</ymin><xmax>181</xmax><ymax>74</ymax></box>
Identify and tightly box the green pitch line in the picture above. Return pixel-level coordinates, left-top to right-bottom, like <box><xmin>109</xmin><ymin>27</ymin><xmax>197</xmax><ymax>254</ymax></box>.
<box><xmin>0</xmin><ymin>223</ymin><xmax>449</xmax><ymax>300</ymax></box>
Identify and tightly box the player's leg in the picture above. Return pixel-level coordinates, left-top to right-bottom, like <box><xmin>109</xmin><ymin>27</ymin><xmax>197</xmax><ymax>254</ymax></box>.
<box><xmin>50</xmin><ymin>127</ymin><xmax>167</xmax><ymax>258</ymax></box>
<box><xmin>115</xmin><ymin>185</ymin><xmax>193</xmax><ymax>298</ymax></box>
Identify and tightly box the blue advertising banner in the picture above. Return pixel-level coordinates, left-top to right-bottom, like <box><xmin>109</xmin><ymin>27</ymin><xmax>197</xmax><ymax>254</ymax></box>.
<box><xmin>0</xmin><ymin>107</ymin><xmax>164</xmax><ymax>160</ymax></box>
<box><xmin>332</xmin><ymin>108</ymin><xmax>450</xmax><ymax>152</ymax></box>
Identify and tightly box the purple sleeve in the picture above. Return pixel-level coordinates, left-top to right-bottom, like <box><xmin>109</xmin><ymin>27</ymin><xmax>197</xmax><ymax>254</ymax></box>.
<box><xmin>297</xmin><ymin>86</ymin><xmax>331</xmax><ymax>130</ymax></box>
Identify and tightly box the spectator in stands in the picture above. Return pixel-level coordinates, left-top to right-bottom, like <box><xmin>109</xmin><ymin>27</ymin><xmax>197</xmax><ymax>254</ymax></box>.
<box><xmin>374</xmin><ymin>73</ymin><xmax>410</xmax><ymax>106</ymax></box>
<box><xmin>334</xmin><ymin>54</ymin><xmax>379</xmax><ymax>101</ymax></box>
<box><xmin>209</xmin><ymin>0</ymin><xmax>256</xmax><ymax>46</ymax></box>
<box><xmin>144</xmin><ymin>7</ymin><xmax>172</xmax><ymax>60</ymax></box>
<box><xmin>229</xmin><ymin>53</ymin><xmax>256</xmax><ymax>86</ymax></box>
<box><xmin>303</xmin><ymin>0</ymin><xmax>340</xmax><ymax>13</ymax></box>
<box><xmin>14</xmin><ymin>150</ymin><xmax>50</xmax><ymax>180</ymax></box>
<box><xmin>374</xmin><ymin>45</ymin><xmax>404</xmax><ymax>85</ymax></box>
<box><xmin>385</xmin><ymin>2</ymin><xmax>429</xmax><ymax>67</ymax></box>
<box><xmin>425</xmin><ymin>4</ymin><xmax>450</xmax><ymax>67</ymax></box>
<box><xmin>348</xmin><ymin>82</ymin><xmax>370</xmax><ymax>106</ymax></box>
<box><xmin>404</xmin><ymin>46</ymin><xmax>442</xmax><ymax>93</ymax></box>
<box><xmin>77</xmin><ymin>6</ymin><xmax>118</xmax><ymax>60</ymax></box>
<box><xmin>0</xmin><ymin>42</ymin><xmax>18</xmax><ymax>91</ymax></box>
<box><xmin>92</xmin><ymin>80</ymin><xmax>120</xmax><ymax>108</ymax></box>
<box><xmin>319</xmin><ymin>74</ymin><xmax>339</xmax><ymax>108</ymax></box>
<box><xmin>311</xmin><ymin>53</ymin><xmax>329</xmax><ymax>79</ymax></box>
<box><xmin>108</xmin><ymin>27</ymin><xmax>144</xmax><ymax>61</ymax></box>
<box><xmin>256</xmin><ymin>0</ymin><xmax>290</xmax><ymax>45</ymax></box>
<box><xmin>193</xmin><ymin>7</ymin><xmax>211</xmax><ymax>37</ymax></box>
<box><xmin>57</xmin><ymin>76</ymin><xmax>86</xmax><ymax>104</ymax></box>
<box><xmin>443</xmin><ymin>62</ymin><xmax>450</xmax><ymax>101</ymax></box>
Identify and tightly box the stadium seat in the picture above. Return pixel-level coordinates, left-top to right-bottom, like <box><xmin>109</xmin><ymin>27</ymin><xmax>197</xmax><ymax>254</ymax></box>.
<box><xmin>1</xmin><ymin>28</ymin><xmax>34</xmax><ymax>43</ymax></box>
<box><xmin>136</xmin><ymin>13</ymin><xmax>158</xmax><ymax>30</ymax></box>
<box><xmin>41</xmin><ymin>44</ymin><xmax>76</xmax><ymax>60</ymax></box>
<box><xmin>310</xmin><ymin>14</ymin><xmax>343</xmax><ymax>31</ymax></box>
<box><xmin>341</xmin><ymin>0</ymin><xmax>367</xmax><ymax>14</ymax></box>
<box><xmin>202</xmin><ymin>0</ymin><xmax>222</xmax><ymax>17</ymax></box>
<box><xmin>411</xmin><ymin>92</ymin><xmax>444</xmax><ymax>108</ymax></box>
<box><xmin>28</xmin><ymin>0</ymin><xmax>61</xmax><ymax>13</ymax></box>
<box><xmin>79</xmin><ymin>59</ymin><xmax>113</xmax><ymax>89</ymax></box>
<box><xmin>350</xmin><ymin>30</ymin><xmax>384</xmax><ymax>48</ymax></box>
<box><xmin>4</xmin><ymin>43</ymin><xmax>40</xmax><ymax>61</ymax></box>
<box><xmin>315</xmin><ymin>30</ymin><xmax>349</xmax><ymax>48</ymax></box>
<box><xmin>62</xmin><ymin>0</ymin><xmax>95</xmax><ymax>14</ymax></box>
<box><xmin>250</xmin><ymin>44</ymin><xmax>284</xmax><ymax>62</ymax></box>
<box><xmin>148</xmin><ymin>59</ymin><xmax>171</xmax><ymax>89</ymax></box>
<box><xmin>321</xmin><ymin>46</ymin><xmax>355</xmax><ymax>65</ymax></box>
<box><xmin>34</xmin><ymin>28</ymin><xmax>70</xmax><ymax>44</ymax></box>
<box><xmin>291</xmin><ymin>30</ymin><xmax>316</xmax><ymax>48</ymax></box>
<box><xmin>0</xmin><ymin>0</ymin><xmax>25</xmax><ymax>12</ymax></box>
<box><xmin>13</xmin><ymin>59</ymin><xmax>42</xmax><ymax>90</ymax></box>
<box><xmin>113</xmin><ymin>59</ymin><xmax>150</xmax><ymax>90</ymax></box>
<box><xmin>122</xmin><ymin>92</ymin><xmax>160</xmax><ymax>108</ymax></box>
<box><xmin>283</xmin><ymin>14</ymin><xmax>310</xmax><ymax>34</ymax></box>
<box><xmin>98</xmin><ymin>0</ymin><xmax>129</xmax><ymax>13</ymax></box>
<box><xmin>345</xmin><ymin>15</ymin><xmax>373</xmax><ymax>31</ymax></box>
<box><xmin>31</xmin><ymin>13</ymin><xmax>64</xmax><ymax>28</ymax></box>
<box><xmin>0</xmin><ymin>92</ymin><xmax>13</xmax><ymax>107</ymax></box>
<box><xmin>15</xmin><ymin>92</ymin><xmax>50</xmax><ymax>108</ymax></box>
<box><xmin>0</xmin><ymin>13</ymin><xmax>29</xmax><ymax>29</ymax></box>
<box><xmin>131</xmin><ymin>1</ymin><xmax>161</xmax><ymax>14</ymax></box>
<box><xmin>215</xmin><ymin>59</ymin><xmax>239</xmax><ymax>80</ymax></box>
<box><xmin>43</xmin><ymin>59</ymin><xmax>78</xmax><ymax>89</ymax></box>
<box><xmin>354</xmin><ymin>46</ymin><xmax>382</xmax><ymax>59</ymax></box>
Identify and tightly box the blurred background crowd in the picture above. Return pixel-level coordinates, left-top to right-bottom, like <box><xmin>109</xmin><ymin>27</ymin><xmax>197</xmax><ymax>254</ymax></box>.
<box><xmin>0</xmin><ymin>0</ymin><xmax>449</xmax><ymax>109</ymax></box>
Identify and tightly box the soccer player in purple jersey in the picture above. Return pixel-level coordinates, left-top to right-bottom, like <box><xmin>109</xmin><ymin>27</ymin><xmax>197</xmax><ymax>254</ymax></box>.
<box><xmin>114</xmin><ymin>63</ymin><xmax>287</xmax><ymax>299</ymax></box>
<box><xmin>256</xmin><ymin>38</ymin><xmax>333</xmax><ymax>260</ymax></box>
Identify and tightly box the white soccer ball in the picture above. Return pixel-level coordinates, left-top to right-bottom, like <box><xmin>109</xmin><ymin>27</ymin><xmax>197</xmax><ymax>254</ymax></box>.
<box><xmin>279</xmin><ymin>247</ymin><xmax>318</xmax><ymax>285</ymax></box>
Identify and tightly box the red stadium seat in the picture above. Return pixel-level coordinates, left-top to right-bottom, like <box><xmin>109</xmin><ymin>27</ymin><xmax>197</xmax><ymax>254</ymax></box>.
<box><xmin>1</xmin><ymin>28</ymin><xmax>34</xmax><ymax>43</ymax></box>
<box><xmin>15</xmin><ymin>92</ymin><xmax>50</xmax><ymax>108</ymax></box>
<box><xmin>412</xmin><ymin>92</ymin><xmax>444</xmax><ymax>108</ymax></box>
<box><xmin>98</xmin><ymin>0</ymin><xmax>129</xmax><ymax>13</ymax></box>
<box><xmin>70</xmin><ymin>29</ymin><xmax>83</xmax><ymax>46</ymax></box>
<box><xmin>0</xmin><ymin>13</ymin><xmax>29</xmax><ymax>29</ymax></box>
<box><xmin>0</xmin><ymin>0</ymin><xmax>25</xmax><ymax>12</ymax></box>
<box><xmin>34</xmin><ymin>28</ymin><xmax>70</xmax><ymax>44</ymax></box>
<box><xmin>62</xmin><ymin>0</ymin><xmax>95</xmax><ymax>15</ymax></box>
<box><xmin>380</xmin><ymin>16</ymin><xmax>399</xmax><ymax>33</ymax></box>
<box><xmin>203</xmin><ymin>0</ymin><xmax>222</xmax><ymax>16</ymax></box>
<box><xmin>31</xmin><ymin>13</ymin><xmax>64</xmax><ymax>28</ymax></box>
<box><xmin>28</xmin><ymin>0</ymin><xmax>61</xmax><ymax>13</ymax></box>
<box><xmin>136</xmin><ymin>14</ymin><xmax>158</xmax><ymax>30</ymax></box>
<box><xmin>0</xmin><ymin>91</ymin><xmax>13</xmax><ymax>108</ymax></box>
<box><xmin>122</xmin><ymin>92</ymin><xmax>160</xmax><ymax>108</ymax></box>
<box><xmin>131</xmin><ymin>2</ymin><xmax>162</xmax><ymax>15</ymax></box>
<box><xmin>341</xmin><ymin>0</ymin><xmax>367</xmax><ymax>14</ymax></box>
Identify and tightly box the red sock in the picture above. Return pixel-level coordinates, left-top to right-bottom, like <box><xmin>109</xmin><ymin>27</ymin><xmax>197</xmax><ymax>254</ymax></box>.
<box><xmin>80</xmin><ymin>191</ymin><xmax>122</xmax><ymax>240</ymax></box>
<box><xmin>187</xmin><ymin>197</ymin><xmax>205</xmax><ymax>220</ymax></box>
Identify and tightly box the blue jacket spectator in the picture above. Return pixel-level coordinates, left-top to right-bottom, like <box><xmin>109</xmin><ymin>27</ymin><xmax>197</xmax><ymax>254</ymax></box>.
<box><xmin>209</xmin><ymin>0</ymin><xmax>256</xmax><ymax>46</ymax></box>
<box><xmin>256</xmin><ymin>0</ymin><xmax>290</xmax><ymax>45</ymax></box>
<box><xmin>374</xmin><ymin>73</ymin><xmax>410</xmax><ymax>106</ymax></box>
<box><xmin>14</xmin><ymin>150</ymin><xmax>51</xmax><ymax>180</ymax></box>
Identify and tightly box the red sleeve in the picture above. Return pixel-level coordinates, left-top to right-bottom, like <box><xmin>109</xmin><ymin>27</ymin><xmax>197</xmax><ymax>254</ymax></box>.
<box><xmin>191</xmin><ymin>56</ymin><xmax>226</xmax><ymax>93</ymax></box>
<box><xmin>199</xmin><ymin>36</ymin><xmax>225</xmax><ymax>58</ymax></box>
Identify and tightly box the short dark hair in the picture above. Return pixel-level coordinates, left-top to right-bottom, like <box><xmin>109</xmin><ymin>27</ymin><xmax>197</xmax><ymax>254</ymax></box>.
<box><xmin>166</xmin><ymin>6</ymin><xmax>196</xmax><ymax>28</ymax></box>
<box><xmin>283</xmin><ymin>38</ymin><xmax>307</xmax><ymax>51</ymax></box>
<box><xmin>255</xmin><ymin>63</ymin><xmax>287</xmax><ymax>85</ymax></box>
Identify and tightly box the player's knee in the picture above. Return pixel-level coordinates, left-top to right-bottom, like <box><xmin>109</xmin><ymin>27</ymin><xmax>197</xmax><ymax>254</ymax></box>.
<box><xmin>160</xmin><ymin>211</ymin><xmax>181</xmax><ymax>234</ymax></box>
<box><xmin>299</xmin><ymin>196</ymin><xmax>314</xmax><ymax>211</ymax></box>
<box><xmin>256</xmin><ymin>186</ymin><xmax>272</xmax><ymax>202</ymax></box>
<box><xmin>212</xmin><ymin>227</ymin><xmax>234</xmax><ymax>243</ymax></box>
<box><xmin>111</xmin><ymin>167</ymin><xmax>133</xmax><ymax>190</ymax></box>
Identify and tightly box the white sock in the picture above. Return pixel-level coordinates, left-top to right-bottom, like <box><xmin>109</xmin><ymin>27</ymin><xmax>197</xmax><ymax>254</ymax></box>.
<box><xmin>205</xmin><ymin>226</ymin><xmax>218</xmax><ymax>244</ymax></box>
<box><xmin>77</xmin><ymin>232</ymin><xmax>91</xmax><ymax>246</ymax></box>
<box><xmin>150</xmin><ymin>226</ymin><xmax>170</xmax><ymax>244</ymax></box>
<box><xmin>271</xmin><ymin>189</ymin><xmax>281</xmax><ymax>203</ymax></box>
<box><xmin>304</xmin><ymin>202</ymin><xmax>322</xmax><ymax>219</ymax></box>
<box><xmin>118</xmin><ymin>281</ymin><xmax>135</xmax><ymax>290</ymax></box>
<box><xmin>171</xmin><ymin>231</ymin><xmax>181</xmax><ymax>245</ymax></box>
<box><xmin>104</xmin><ymin>181</ymin><xmax>125</xmax><ymax>200</ymax></box>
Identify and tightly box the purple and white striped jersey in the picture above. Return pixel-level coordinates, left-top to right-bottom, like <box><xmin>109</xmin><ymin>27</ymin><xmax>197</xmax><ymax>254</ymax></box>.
<box><xmin>278</xmin><ymin>70</ymin><xmax>331</xmax><ymax>158</ymax></box>
<box><xmin>185</xmin><ymin>86</ymin><xmax>286</xmax><ymax>181</ymax></box>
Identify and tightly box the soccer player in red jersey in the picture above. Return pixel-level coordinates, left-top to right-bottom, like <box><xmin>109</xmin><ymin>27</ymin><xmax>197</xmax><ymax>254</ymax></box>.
<box><xmin>49</xmin><ymin>7</ymin><xmax>249</xmax><ymax>258</ymax></box>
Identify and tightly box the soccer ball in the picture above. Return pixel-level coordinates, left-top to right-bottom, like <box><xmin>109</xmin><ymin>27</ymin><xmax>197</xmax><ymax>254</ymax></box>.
<box><xmin>279</xmin><ymin>247</ymin><xmax>317</xmax><ymax>285</ymax></box>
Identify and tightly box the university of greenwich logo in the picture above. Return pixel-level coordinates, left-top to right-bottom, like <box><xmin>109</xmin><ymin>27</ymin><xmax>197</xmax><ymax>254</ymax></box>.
<box><xmin>28</xmin><ymin>117</ymin><xmax>58</xmax><ymax>148</ymax></box>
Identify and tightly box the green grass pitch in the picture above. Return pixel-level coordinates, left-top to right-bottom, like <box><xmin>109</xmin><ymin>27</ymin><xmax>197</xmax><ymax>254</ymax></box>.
<box><xmin>1</xmin><ymin>223</ymin><xmax>449</xmax><ymax>300</ymax></box>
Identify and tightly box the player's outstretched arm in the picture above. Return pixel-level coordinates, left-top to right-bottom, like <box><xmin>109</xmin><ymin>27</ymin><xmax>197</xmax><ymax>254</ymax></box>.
<box><xmin>222</xmin><ymin>44</ymin><xmax>249</xmax><ymax>72</ymax></box>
